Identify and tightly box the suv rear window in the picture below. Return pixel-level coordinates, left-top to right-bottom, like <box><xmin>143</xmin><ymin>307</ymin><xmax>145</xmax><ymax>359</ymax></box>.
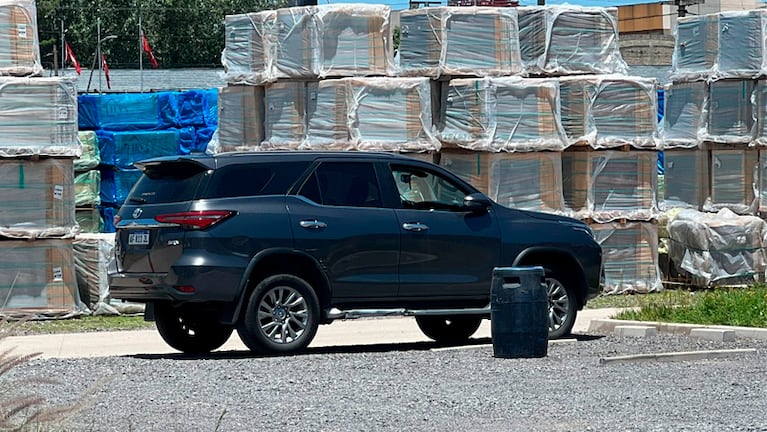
<box><xmin>205</xmin><ymin>162</ymin><xmax>310</xmax><ymax>199</ymax></box>
<box><xmin>128</xmin><ymin>162</ymin><xmax>208</xmax><ymax>205</ymax></box>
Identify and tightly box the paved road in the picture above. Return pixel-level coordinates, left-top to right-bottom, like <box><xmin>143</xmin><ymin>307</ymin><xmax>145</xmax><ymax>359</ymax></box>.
<box><xmin>0</xmin><ymin>308</ymin><xmax>624</xmax><ymax>359</ymax></box>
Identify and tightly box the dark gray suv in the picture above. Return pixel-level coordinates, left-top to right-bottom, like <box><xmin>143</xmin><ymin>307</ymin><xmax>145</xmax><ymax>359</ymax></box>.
<box><xmin>109</xmin><ymin>151</ymin><xmax>602</xmax><ymax>355</ymax></box>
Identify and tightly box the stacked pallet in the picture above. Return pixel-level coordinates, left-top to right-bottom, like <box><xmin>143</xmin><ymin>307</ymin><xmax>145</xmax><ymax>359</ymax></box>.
<box><xmin>398</xmin><ymin>5</ymin><xmax>659</xmax><ymax>294</ymax></box>
<box><xmin>663</xmin><ymin>9</ymin><xmax>767</xmax><ymax>287</ymax></box>
<box><xmin>76</xmin><ymin>90</ymin><xmax>218</xmax><ymax>232</ymax></box>
<box><xmin>0</xmin><ymin>0</ymin><xmax>85</xmax><ymax>317</ymax></box>
<box><xmin>216</xmin><ymin>4</ymin><xmax>438</xmax><ymax>158</ymax></box>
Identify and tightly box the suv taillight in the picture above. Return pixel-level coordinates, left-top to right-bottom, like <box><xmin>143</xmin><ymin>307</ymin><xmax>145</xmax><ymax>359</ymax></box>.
<box><xmin>154</xmin><ymin>210</ymin><xmax>236</xmax><ymax>229</ymax></box>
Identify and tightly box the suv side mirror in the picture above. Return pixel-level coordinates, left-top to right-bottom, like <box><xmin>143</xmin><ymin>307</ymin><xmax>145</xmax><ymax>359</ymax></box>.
<box><xmin>463</xmin><ymin>193</ymin><xmax>492</xmax><ymax>213</ymax></box>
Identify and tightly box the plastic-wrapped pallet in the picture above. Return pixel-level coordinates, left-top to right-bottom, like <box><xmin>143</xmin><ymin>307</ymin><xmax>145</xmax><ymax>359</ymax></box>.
<box><xmin>99</xmin><ymin>168</ymin><xmax>142</xmax><ymax>207</ymax></box>
<box><xmin>74</xmin><ymin>170</ymin><xmax>101</xmax><ymax>208</ymax></box>
<box><xmin>261</xmin><ymin>81</ymin><xmax>306</xmax><ymax>150</ymax></box>
<box><xmin>438</xmin><ymin>149</ymin><xmax>490</xmax><ymax>194</ymax></box>
<box><xmin>488</xmin><ymin>152</ymin><xmax>565</xmax><ymax>214</ymax></box>
<box><xmin>559</xmin><ymin>75</ymin><xmax>660</xmax><ymax>149</ymax></box>
<box><xmin>703</xmin><ymin>79</ymin><xmax>756</xmax><ymax>144</ymax></box>
<box><xmin>73</xmin><ymin>233</ymin><xmax>118</xmax><ymax>315</ymax></box>
<box><xmin>210</xmin><ymin>85</ymin><xmax>264</xmax><ymax>154</ymax></box>
<box><xmin>74</xmin><ymin>131</ymin><xmax>100</xmax><ymax>172</ymax></box>
<box><xmin>672</xmin><ymin>10</ymin><xmax>767</xmax><ymax>80</ymax></box>
<box><xmin>668</xmin><ymin>208</ymin><xmax>767</xmax><ymax>286</ymax></box>
<box><xmin>96</xmin><ymin>129</ymin><xmax>183</xmax><ymax>169</ymax></box>
<box><xmin>753</xmin><ymin>80</ymin><xmax>767</xmax><ymax>146</ymax></box>
<box><xmin>75</xmin><ymin>208</ymin><xmax>103</xmax><ymax>233</ymax></box>
<box><xmin>491</xmin><ymin>77</ymin><xmax>566</xmax><ymax>152</ymax></box>
<box><xmin>0</xmin><ymin>0</ymin><xmax>42</xmax><ymax>77</ymax></box>
<box><xmin>518</xmin><ymin>6</ymin><xmax>627</xmax><ymax>76</ymax></box>
<box><xmin>221</xmin><ymin>12</ymin><xmax>271</xmax><ymax>86</ymax></box>
<box><xmin>0</xmin><ymin>77</ymin><xmax>78</xmax><ymax>157</ymax></box>
<box><xmin>760</xmin><ymin>151</ymin><xmax>767</xmax><ymax>213</ymax></box>
<box><xmin>562</xmin><ymin>150</ymin><xmax>658</xmax><ymax>222</ymax></box>
<box><xmin>303</xmin><ymin>79</ymin><xmax>352</xmax><ymax>150</ymax></box>
<box><xmin>78</xmin><ymin>92</ymin><xmax>178</xmax><ymax>131</ymax></box>
<box><xmin>271</xmin><ymin>6</ymin><xmax>314</xmax><ymax>80</ymax></box>
<box><xmin>0</xmin><ymin>239</ymin><xmax>84</xmax><ymax>318</ymax></box>
<box><xmin>439</xmin><ymin>77</ymin><xmax>493</xmax><ymax>150</ymax></box>
<box><xmin>591</xmin><ymin>221</ymin><xmax>662</xmax><ymax>294</ymax></box>
<box><xmin>662</xmin><ymin>149</ymin><xmax>708</xmax><ymax>211</ymax></box>
<box><xmin>671</xmin><ymin>14</ymin><xmax>719</xmax><ymax>81</ymax></box>
<box><xmin>663</xmin><ymin>81</ymin><xmax>706</xmax><ymax>149</ymax></box>
<box><xmin>705</xmin><ymin>148</ymin><xmax>758</xmax><ymax>215</ymax></box>
<box><xmin>398</xmin><ymin>7</ymin><xmax>522</xmax><ymax>78</ymax></box>
<box><xmin>0</xmin><ymin>158</ymin><xmax>77</xmax><ymax>239</ymax></box>
<box><xmin>349</xmin><ymin>77</ymin><xmax>439</xmax><ymax>153</ymax></box>
<box><xmin>314</xmin><ymin>4</ymin><xmax>393</xmax><ymax>78</ymax></box>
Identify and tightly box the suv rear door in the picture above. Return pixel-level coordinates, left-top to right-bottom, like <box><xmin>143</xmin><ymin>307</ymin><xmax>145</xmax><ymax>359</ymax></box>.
<box><xmin>115</xmin><ymin>159</ymin><xmax>209</xmax><ymax>273</ymax></box>
<box><xmin>288</xmin><ymin>160</ymin><xmax>400</xmax><ymax>300</ymax></box>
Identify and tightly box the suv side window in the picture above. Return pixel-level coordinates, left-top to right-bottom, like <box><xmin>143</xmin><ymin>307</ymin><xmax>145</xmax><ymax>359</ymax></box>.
<box><xmin>391</xmin><ymin>164</ymin><xmax>469</xmax><ymax>211</ymax></box>
<box><xmin>298</xmin><ymin>162</ymin><xmax>382</xmax><ymax>208</ymax></box>
<box><xmin>205</xmin><ymin>162</ymin><xmax>309</xmax><ymax>199</ymax></box>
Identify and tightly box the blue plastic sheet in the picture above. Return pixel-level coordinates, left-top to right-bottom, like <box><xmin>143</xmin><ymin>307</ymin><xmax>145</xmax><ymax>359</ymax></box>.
<box><xmin>78</xmin><ymin>93</ymin><xmax>179</xmax><ymax>131</ymax></box>
<box><xmin>97</xmin><ymin>129</ymin><xmax>181</xmax><ymax>169</ymax></box>
<box><xmin>98</xmin><ymin>205</ymin><xmax>117</xmax><ymax>233</ymax></box>
<box><xmin>203</xmin><ymin>89</ymin><xmax>219</xmax><ymax>126</ymax></box>
<box><xmin>177</xmin><ymin>90</ymin><xmax>208</xmax><ymax>127</ymax></box>
<box><xmin>99</xmin><ymin>168</ymin><xmax>143</xmax><ymax>206</ymax></box>
<box><xmin>195</xmin><ymin>127</ymin><xmax>216</xmax><ymax>152</ymax></box>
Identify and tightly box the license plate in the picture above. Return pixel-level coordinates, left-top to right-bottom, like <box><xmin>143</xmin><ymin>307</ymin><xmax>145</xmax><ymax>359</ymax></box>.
<box><xmin>128</xmin><ymin>230</ymin><xmax>150</xmax><ymax>246</ymax></box>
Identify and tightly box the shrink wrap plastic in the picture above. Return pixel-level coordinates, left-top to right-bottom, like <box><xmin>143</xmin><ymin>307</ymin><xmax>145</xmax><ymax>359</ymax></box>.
<box><xmin>488</xmin><ymin>152</ymin><xmax>565</xmax><ymax>214</ymax></box>
<box><xmin>73</xmin><ymin>233</ymin><xmax>119</xmax><ymax>315</ymax></box>
<box><xmin>662</xmin><ymin>150</ymin><xmax>708</xmax><ymax>211</ymax></box>
<box><xmin>0</xmin><ymin>0</ymin><xmax>42</xmax><ymax>77</ymax></box>
<box><xmin>74</xmin><ymin>131</ymin><xmax>100</xmax><ymax>172</ymax></box>
<box><xmin>705</xmin><ymin>149</ymin><xmax>759</xmax><ymax>215</ymax></box>
<box><xmin>663</xmin><ymin>81</ymin><xmax>706</xmax><ymax>149</ymax></box>
<box><xmin>591</xmin><ymin>221</ymin><xmax>662</xmax><ymax>294</ymax></box>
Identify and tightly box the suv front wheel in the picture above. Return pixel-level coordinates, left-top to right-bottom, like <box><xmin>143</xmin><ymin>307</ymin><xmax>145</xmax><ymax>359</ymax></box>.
<box><xmin>154</xmin><ymin>303</ymin><xmax>234</xmax><ymax>354</ymax></box>
<box><xmin>237</xmin><ymin>274</ymin><xmax>320</xmax><ymax>355</ymax></box>
<box><xmin>546</xmin><ymin>270</ymin><xmax>577</xmax><ymax>339</ymax></box>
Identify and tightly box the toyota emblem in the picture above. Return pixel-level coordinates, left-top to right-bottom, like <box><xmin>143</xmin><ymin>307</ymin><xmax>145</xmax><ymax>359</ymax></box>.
<box><xmin>132</xmin><ymin>208</ymin><xmax>143</xmax><ymax>219</ymax></box>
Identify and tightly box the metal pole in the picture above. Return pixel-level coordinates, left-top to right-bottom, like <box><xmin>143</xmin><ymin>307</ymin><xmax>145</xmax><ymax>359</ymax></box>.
<box><xmin>60</xmin><ymin>19</ymin><xmax>64</xmax><ymax>76</ymax></box>
<box><xmin>97</xmin><ymin>17</ymin><xmax>102</xmax><ymax>94</ymax></box>
<box><xmin>139</xmin><ymin>15</ymin><xmax>144</xmax><ymax>93</ymax></box>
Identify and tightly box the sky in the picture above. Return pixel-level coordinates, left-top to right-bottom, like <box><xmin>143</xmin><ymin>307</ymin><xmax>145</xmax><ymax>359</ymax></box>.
<box><xmin>323</xmin><ymin>0</ymin><xmax>644</xmax><ymax>11</ymax></box>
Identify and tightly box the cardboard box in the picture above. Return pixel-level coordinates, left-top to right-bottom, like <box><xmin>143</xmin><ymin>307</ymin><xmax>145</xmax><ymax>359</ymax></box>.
<box><xmin>304</xmin><ymin>79</ymin><xmax>351</xmax><ymax>150</ymax></box>
<box><xmin>0</xmin><ymin>0</ymin><xmax>41</xmax><ymax>76</ymax></box>
<box><xmin>663</xmin><ymin>81</ymin><xmax>706</xmax><ymax>148</ymax></box>
<box><xmin>705</xmin><ymin>79</ymin><xmax>756</xmax><ymax>144</ymax></box>
<box><xmin>221</xmin><ymin>11</ymin><xmax>271</xmax><ymax>85</ymax></box>
<box><xmin>706</xmin><ymin>148</ymin><xmax>759</xmax><ymax>215</ymax></box>
<box><xmin>438</xmin><ymin>78</ymin><xmax>493</xmax><ymax>150</ymax></box>
<box><xmin>663</xmin><ymin>149</ymin><xmax>709</xmax><ymax>211</ymax></box>
<box><xmin>262</xmin><ymin>81</ymin><xmax>306</xmax><ymax>150</ymax></box>
<box><xmin>488</xmin><ymin>152</ymin><xmax>564</xmax><ymax>213</ymax></box>
<box><xmin>0</xmin><ymin>158</ymin><xmax>77</xmax><ymax>239</ymax></box>
<box><xmin>215</xmin><ymin>85</ymin><xmax>265</xmax><ymax>153</ymax></box>
<box><xmin>0</xmin><ymin>239</ymin><xmax>80</xmax><ymax>313</ymax></box>
<box><xmin>591</xmin><ymin>221</ymin><xmax>662</xmax><ymax>294</ymax></box>
<box><xmin>439</xmin><ymin>149</ymin><xmax>491</xmax><ymax>194</ymax></box>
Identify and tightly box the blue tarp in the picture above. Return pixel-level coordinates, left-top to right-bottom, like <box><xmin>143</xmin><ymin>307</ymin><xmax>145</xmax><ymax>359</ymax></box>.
<box><xmin>177</xmin><ymin>90</ymin><xmax>209</xmax><ymax>127</ymax></box>
<box><xmin>100</xmin><ymin>168</ymin><xmax>143</xmax><ymax>206</ymax></box>
<box><xmin>79</xmin><ymin>93</ymin><xmax>179</xmax><ymax>131</ymax></box>
<box><xmin>97</xmin><ymin>129</ymin><xmax>181</xmax><ymax>169</ymax></box>
<box><xmin>203</xmin><ymin>88</ymin><xmax>219</xmax><ymax>126</ymax></box>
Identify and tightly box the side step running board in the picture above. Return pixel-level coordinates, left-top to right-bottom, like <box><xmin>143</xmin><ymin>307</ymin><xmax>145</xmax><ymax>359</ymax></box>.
<box><xmin>325</xmin><ymin>305</ymin><xmax>491</xmax><ymax>320</ymax></box>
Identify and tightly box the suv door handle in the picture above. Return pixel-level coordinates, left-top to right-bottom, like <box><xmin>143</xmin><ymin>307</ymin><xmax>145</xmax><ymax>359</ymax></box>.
<box><xmin>402</xmin><ymin>222</ymin><xmax>429</xmax><ymax>232</ymax></box>
<box><xmin>299</xmin><ymin>220</ymin><xmax>327</xmax><ymax>230</ymax></box>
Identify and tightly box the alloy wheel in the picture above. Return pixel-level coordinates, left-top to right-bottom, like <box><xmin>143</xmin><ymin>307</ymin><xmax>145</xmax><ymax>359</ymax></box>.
<box><xmin>546</xmin><ymin>277</ymin><xmax>570</xmax><ymax>333</ymax></box>
<box><xmin>257</xmin><ymin>285</ymin><xmax>309</xmax><ymax>345</ymax></box>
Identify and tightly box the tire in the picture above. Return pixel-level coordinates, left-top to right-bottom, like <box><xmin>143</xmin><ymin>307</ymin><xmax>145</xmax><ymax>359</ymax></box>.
<box><xmin>415</xmin><ymin>315</ymin><xmax>483</xmax><ymax>344</ymax></box>
<box><xmin>546</xmin><ymin>270</ymin><xmax>578</xmax><ymax>339</ymax></box>
<box><xmin>237</xmin><ymin>274</ymin><xmax>320</xmax><ymax>355</ymax></box>
<box><xmin>154</xmin><ymin>303</ymin><xmax>234</xmax><ymax>354</ymax></box>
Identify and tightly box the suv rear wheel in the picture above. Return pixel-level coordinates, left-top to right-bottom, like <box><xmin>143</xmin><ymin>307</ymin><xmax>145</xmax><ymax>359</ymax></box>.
<box><xmin>546</xmin><ymin>270</ymin><xmax>577</xmax><ymax>339</ymax></box>
<box><xmin>154</xmin><ymin>303</ymin><xmax>234</xmax><ymax>354</ymax></box>
<box><xmin>237</xmin><ymin>274</ymin><xmax>320</xmax><ymax>354</ymax></box>
<box><xmin>415</xmin><ymin>315</ymin><xmax>483</xmax><ymax>344</ymax></box>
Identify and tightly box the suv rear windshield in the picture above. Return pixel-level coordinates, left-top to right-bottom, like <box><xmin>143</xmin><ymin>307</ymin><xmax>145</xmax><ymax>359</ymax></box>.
<box><xmin>128</xmin><ymin>162</ymin><xmax>208</xmax><ymax>205</ymax></box>
<box><xmin>204</xmin><ymin>162</ymin><xmax>310</xmax><ymax>199</ymax></box>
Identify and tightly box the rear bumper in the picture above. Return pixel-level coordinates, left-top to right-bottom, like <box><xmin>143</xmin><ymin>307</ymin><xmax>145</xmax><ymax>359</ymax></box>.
<box><xmin>108</xmin><ymin>272</ymin><xmax>179</xmax><ymax>301</ymax></box>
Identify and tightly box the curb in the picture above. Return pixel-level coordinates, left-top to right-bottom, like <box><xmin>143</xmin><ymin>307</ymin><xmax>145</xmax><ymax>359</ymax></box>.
<box><xmin>599</xmin><ymin>348</ymin><xmax>758</xmax><ymax>365</ymax></box>
<box><xmin>588</xmin><ymin>319</ymin><xmax>767</xmax><ymax>341</ymax></box>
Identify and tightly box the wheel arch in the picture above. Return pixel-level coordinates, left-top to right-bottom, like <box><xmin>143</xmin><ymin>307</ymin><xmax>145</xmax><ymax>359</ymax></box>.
<box><xmin>513</xmin><ymin>246</ymin><xmax>589</xmax><ymax>310</ymax></box>
<box><xmin>222</xmin><ymin>248</ymin><xmax>331</xmax><ymax>326</ymax></box>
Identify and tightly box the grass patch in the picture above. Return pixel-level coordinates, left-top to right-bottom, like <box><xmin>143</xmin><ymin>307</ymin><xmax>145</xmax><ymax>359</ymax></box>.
<box><xmin>12</xmin><ymin>315</ymin><xmax>153</xmax><ymax>336</ymax></box>
<box><xmin>614</xmin><ymin>285</ymin><xmax>767</xmax><ymax>328</ymax></box>
<box><xmin>586</xmin><ymin>288</ymin><xmax>696</xmax><ymax>309</ymax></box>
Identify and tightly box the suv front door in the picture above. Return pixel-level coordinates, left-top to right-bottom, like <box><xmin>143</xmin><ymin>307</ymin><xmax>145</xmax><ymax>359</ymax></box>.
<box><xmin>386</xmin><ymin>163</ymin><xmax>502</xmax><ymax>299</ymax></box>
<box><xmin>288</xmin><ymin>160</ymin><xmax>400</xmax><ymax>301</ymax></box>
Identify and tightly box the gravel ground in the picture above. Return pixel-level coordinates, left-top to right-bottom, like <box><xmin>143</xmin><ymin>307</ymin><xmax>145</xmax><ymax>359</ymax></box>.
<box><xmin>9</xmin><ymin>332</ymin><xmax>767</xmax><ymax>432</ymax></box>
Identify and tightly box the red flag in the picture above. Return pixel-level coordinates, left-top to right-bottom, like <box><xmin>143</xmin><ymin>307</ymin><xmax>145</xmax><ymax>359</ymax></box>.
<box><xmin>142</xmin><ymin>33</ymin><xmax>159</xmax><ymax>68</ymax></box>
<box><xmin>100</xmin><ymin>53</ymin><xmax>111</xmax><ymax>89</ymax></box>
<box><xmin>64</xmin><ymin>42</ymin><xmax>81</xmax><ymax>75</ymax></box>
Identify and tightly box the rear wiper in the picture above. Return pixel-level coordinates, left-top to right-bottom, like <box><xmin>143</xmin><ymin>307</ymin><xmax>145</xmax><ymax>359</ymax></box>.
<box><xmin>128</xmin><ymin>197</ymin><xmax>147</xmax><ymax>204</ymax></box>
